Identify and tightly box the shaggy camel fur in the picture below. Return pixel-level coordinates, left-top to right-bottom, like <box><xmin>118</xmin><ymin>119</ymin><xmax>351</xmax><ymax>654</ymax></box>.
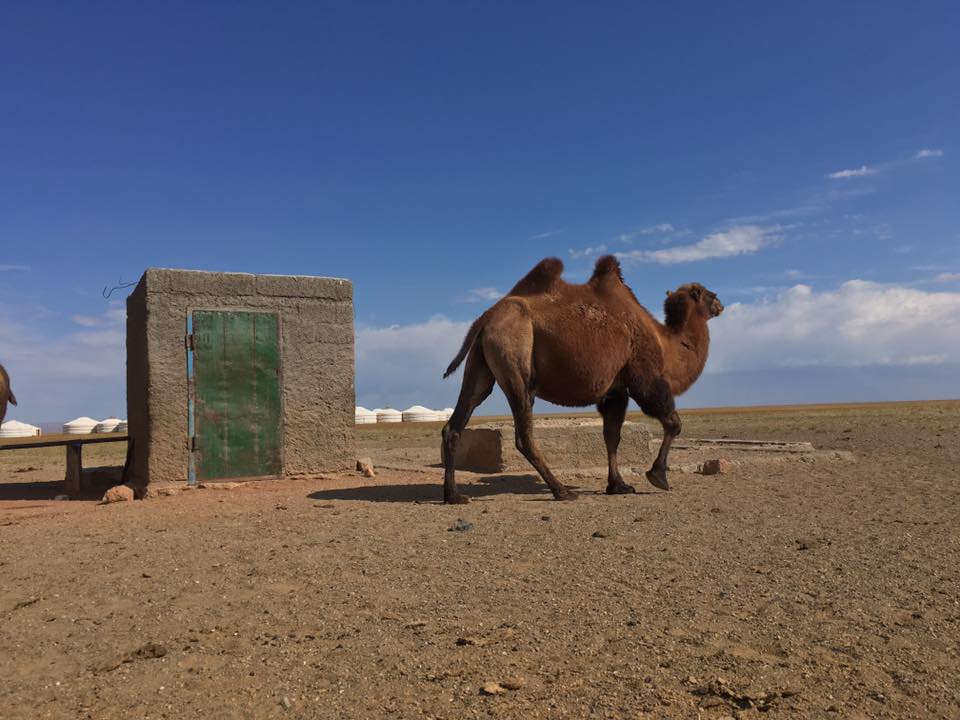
<box><xmin>441</xmin><ymin>255</ymin><xmax>723</xmax><ymax>504</ymax></box>
<box><xmin>0</xmin><ymin>362</ymin><xmax>17</xmax><ymax>425</ymax></box>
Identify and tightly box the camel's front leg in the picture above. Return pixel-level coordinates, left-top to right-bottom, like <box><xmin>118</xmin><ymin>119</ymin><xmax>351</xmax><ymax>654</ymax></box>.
<box><xmin>598</xmin><ymin>392</ymin><xmax>635</xmax><ymax>495</ymax></box>
<box><xmin>646</xmin><ymin>409</ymin><xmax>680</xmax><ymax>490</ymax></box>
<box><xmin>631</xmin><ymin>379</ymin><xmax>678</xmax><ymax>491</ymax></box>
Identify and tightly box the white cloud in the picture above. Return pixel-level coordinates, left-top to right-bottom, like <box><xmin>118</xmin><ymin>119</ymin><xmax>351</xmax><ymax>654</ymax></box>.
<box><xmin>460</xmin><ymin>287</ymin><xmax>502</xmax><ymax>303</ymax></box>
<box><xmin>708</xmin><ymin>281</ymin><xmax>960</xmax><ymax>373</ymax></box>
<box><xmin>827</xmin><ymin>165</ymin><xmax>877</xmax><ymax>179</ymax></box>
<box><xmin>530</xmin><ymin>230</ymin><xmax>562</xmax><ymax>240</ymax></box>
<box><xmin>935</xmin><ymin>272</ymin><xmax>960</xmax><ymax>283</ymax></box>
<box><xmin>618</xmin><ymin>223</ymin><xmax>677</xmax><ymax>244</ymax></box>
<box><xmin>617</xmin><ymin>225</ymin><xmax>779</xmax><ymax>264</ymax></box>
<box><xmin>568</xmin><ymin>244</ymin><xmax>607</xmax><ymax>260</ymax></box>
<box><xmin>356</xmin><ymin>316</ymin><xmax>471</xmax><ymax>410</ymax></box>
<box><xmin>0</xmin><ymin>264</ymin><xmax>30</xmax><ymax>272</ymax></box>
<box><xmin>915</xmin><ymin>148</ymin><xmax>944</xmax><ymax>159</ymax></box>
<box><xmin>0</xmin><ymin>303</ymin><xmax>126</xmax><ymax>421</ymax></box>
<box><xmin>639</xmin><ymin>223</ymin><xmax>675</xmax><ymax>235</ymax></box>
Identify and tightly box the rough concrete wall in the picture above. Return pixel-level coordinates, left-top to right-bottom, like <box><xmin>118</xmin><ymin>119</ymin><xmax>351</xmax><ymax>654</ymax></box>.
<box><xmin>127</xmin><ymin>268</ymin><xmax>355</xmax><ymax>486</ymax></box>
<box><xmin>455</xmin><ymin>418</ymin><xmax>652</xmax><ymax>473</ymax></box>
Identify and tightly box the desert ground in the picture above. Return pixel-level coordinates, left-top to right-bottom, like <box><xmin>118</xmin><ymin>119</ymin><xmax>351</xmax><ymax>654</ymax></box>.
<box><xmin>1</xmin><ymin>401</ymin><xmax>958</xmax><ymax>719</ymax></box>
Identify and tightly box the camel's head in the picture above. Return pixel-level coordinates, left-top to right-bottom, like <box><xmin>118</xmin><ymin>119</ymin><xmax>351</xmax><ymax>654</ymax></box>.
<box><xmin>665</xmin><ymin>283</ymin><xmax>724</xmax><ymax>322</ymax></box>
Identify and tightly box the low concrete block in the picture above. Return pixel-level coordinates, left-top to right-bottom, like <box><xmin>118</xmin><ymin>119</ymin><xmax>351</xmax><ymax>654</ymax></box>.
<box><xmin>455</xmin><ymin>418</ymin><xmax>652</xmax><ymax>473</ymax></box>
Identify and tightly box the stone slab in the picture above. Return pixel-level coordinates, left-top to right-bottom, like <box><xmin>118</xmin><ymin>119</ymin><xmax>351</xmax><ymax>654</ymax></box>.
<box><xmin>455</xmin><ymin>418</ymin><xmax>652</xmax><ymax>473</ymax></box>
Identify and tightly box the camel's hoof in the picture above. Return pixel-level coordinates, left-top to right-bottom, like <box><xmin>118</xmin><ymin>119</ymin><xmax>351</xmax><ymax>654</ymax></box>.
<box><xmin>606</xmin><ymin>482</ymin><xmax>636</xmax><ymax>495</ymax></box>
<box><xmin>445</xmin><ymin>494</ymin><xmax>471</xmax><ymax>505</ymax></box>
<box><xmin>645</xmin><ymin>470</ymin><xmax>670</xmax><ymax>491</ymax></box>
<box><xmin>555</xmin><ymin>490</ymin><xmax>579</xmax><ymax>501</ymax></box>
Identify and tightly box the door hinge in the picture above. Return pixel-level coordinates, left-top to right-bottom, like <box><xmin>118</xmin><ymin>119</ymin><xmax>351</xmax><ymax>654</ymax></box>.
<box><xmin>185</xmin><ymin>334</ymin><xmax>194</xmax><ymax>350</ymax></box>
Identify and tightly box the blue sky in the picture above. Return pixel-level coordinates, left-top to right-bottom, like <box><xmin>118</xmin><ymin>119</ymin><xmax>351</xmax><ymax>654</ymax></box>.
<box><xmin>1</xmin><ymin>2</ymin><xmax>958</xmax><ymax>422</ymax></box>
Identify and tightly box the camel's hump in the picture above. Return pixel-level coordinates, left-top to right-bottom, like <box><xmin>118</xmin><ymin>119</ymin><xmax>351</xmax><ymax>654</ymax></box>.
<box><xmin>507</xmin><ymin>257</ymin><xmax>564</xmax><ymax>296</ymax></box>
<box><xmin>590</xmin><ymin>255</ymin><xmax>624</xmax><ymax>283</ymax></box>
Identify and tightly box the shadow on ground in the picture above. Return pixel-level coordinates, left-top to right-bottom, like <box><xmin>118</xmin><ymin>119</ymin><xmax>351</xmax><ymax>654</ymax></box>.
<box><xmin>308</xmin><ymin>473</ymin><xmax>660</xmax><ymax>503</ymax></box>
<box><xmin>0</xmin><ymin>474</ymin><xmax>120</xmax><ymax>502</ymax></box>
<box><xmin>308</xmin><ymin>474</ymin><xmax>558</xmax><ymax>503</ymax></box>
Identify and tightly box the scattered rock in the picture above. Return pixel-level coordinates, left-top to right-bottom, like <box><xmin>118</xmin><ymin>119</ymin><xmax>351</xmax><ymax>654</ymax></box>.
<box><xmin>356</xmin><ymin>457</ymin><xmax>376</xmax><ymax>477</ymax></box>
<box><xmin>698</xmin><ymin>459</ymin><xmax>732</xmax><ymax>475</ymax></box>
<box><xmin>404</xmin><ymin>620</ymin><xmax>428</xmax><ymax>629</ymax></box>
<box><xmin>690</xmin><ymin>677</ymin><xmax>798</xmax><ymax>712</ymax></box>
<box><xmin>456</xmin><ymin>636</ymin><xmax>483</xmax><ymax>646</ymax></box>
<box><xmin>591</xmin><ymin>530</ymin><xmax>609</xmax><ymax>538</ymax></box>
<box><xmin>501</xmin><ymin>676</ymin><xmax>526</xmax><ymax>691</ymax></box>
<box><xmin>281</xmin><ymin>696</ymin><xmax>292</xmax><ymax>710</ymax></box>
<box><xmin>480</xmin><ymin>682</ymin><xmax>507</xmax><ymax>696</ymax></box>
<box><xmin>795</xmin><ymin>537</ymin><xmax>831</xmax><ymax>551</ymax></box>
<box><xmin>541</xmin><ymin>515</ymin><xmax>551</xmax><ymax>521</ymax></box>
<box><xmin>449</xmin><ymin>518</ymin><xmax>473</xmax><ymax>532</ymax></box>
<box><xmin>127</xmin><ymin>642</ymin><xmax>167</xmax><ymax>660</ymax></box>
<box><xmin>145</xmin><ymin>484</ymin><xmax>183</xmax><ymax>498</ymax></box>
<box><xmin>198</xmin><ymin>481</ymin><xmax>243</xmax><ymax>490</ymax></box>
<box><xmin>101</xmin><ymin>485</ymin><xmax>135</xmax><ymax>504</ymax></box>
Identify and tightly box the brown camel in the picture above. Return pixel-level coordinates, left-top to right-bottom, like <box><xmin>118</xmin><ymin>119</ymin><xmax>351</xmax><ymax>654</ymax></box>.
<box><xmin>440</xmin><ymin>255</ymin><xmax>723</xmax><ymax>503</ymax></box>
<box><xmin>0</xmin><ymin>362</ymin><xmax>17</xmax><ymax>425</ymax></box>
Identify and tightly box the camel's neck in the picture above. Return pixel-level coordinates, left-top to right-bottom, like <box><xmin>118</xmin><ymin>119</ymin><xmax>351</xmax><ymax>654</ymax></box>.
<box><xmin>660</xmin><ymin>312</ymin><xmax>710</xmax><ymax>396</ymax></box>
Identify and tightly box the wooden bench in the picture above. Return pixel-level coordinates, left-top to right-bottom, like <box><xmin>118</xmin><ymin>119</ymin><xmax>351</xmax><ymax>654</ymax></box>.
<box><xmin>0</xmin><ymin>433</ymin><xmax>130</xmax><ymax>499</ymax></box>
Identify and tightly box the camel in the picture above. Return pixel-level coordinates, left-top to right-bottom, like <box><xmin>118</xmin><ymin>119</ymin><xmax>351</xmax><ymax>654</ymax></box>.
<box><xmin>440</xmin><ymin>255</ymin><xmax>723</xmax><ymax>503</ymax></box>
<box><xmin>0</xmin><ymin>362</ymin><xmax>17</xmax><ymax>425</ymax></box>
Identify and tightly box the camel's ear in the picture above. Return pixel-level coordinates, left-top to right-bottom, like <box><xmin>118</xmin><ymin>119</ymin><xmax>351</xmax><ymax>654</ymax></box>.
<box><xmin>688</xmin><ymin>287</ymin><xmax>702</xmax><ymax>302</ymax></box>
<box><xmin>665</xmin><ymin>290</ymin><xmax>670</xmax><ymax>297</ymax></box>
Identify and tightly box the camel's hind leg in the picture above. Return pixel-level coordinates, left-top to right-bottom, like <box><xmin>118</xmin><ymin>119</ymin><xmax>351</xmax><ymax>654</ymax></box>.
<box><xmin>598</xmin><ymin>391</ymin><xmax>635</xmax><ymax>495</ymax></box>
<box><xmin>482</xmin><ymin>307</ymin><xmax>576</xmax><ymax>501</ymax></box>
<box><xmin>630</xmin><ymin>378</ymin><xmax>679</xmax><ymax>491</ymax></box>
<box><xmin>441</xmin><ymin>345</ymin><xmax>495</xmax><ymax>504</ymax></box>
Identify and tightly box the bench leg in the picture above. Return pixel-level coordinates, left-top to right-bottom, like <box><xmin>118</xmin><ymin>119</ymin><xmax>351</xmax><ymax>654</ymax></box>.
<box><xmin>65</xmin><ymin>443</ymin><xmax>82</xmax><ymax>499</ymax></box>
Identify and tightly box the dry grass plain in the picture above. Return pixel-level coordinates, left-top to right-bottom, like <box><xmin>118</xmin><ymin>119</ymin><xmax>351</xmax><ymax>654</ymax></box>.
<box><xmin>1</xmin><ymin>400</ymin><xmax>958</xmax><ymax>719</ymax></box>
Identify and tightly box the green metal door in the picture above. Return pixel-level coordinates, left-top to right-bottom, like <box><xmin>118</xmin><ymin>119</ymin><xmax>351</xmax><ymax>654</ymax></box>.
<box><xmin>190</xmin><ymin>310</ymin><xmax>282</xmax><ymax>481</ymax></box>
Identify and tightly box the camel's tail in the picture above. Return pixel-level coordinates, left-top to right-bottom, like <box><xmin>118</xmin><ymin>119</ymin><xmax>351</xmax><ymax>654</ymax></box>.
<box><xmin>443</xmin><ymin>312</ymin><xmax>488</xmax><ymax>379</ymax></box>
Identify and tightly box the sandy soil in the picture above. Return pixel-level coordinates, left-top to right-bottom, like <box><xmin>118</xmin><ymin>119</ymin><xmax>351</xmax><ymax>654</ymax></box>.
<box><xmin>0</xmin><ymin>401</ymin><xmax>958</xmax><ymax>719</ymax></box>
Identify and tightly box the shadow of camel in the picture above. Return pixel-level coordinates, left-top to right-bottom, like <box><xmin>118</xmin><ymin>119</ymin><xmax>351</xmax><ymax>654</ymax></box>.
<box><xmin>308</xmin><ymin>473</ymin><xmax>562</xmax><ymax>503</ymax></box>
<box><xmin>307</xmin><ymin>473</ymin><xmax>660</xmax><ymax>504</ymax></box>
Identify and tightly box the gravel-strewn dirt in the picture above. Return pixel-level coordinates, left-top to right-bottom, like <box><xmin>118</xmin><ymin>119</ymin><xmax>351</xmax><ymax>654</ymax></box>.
<box><xmin>1</xmin><ymin>401</ymin><xmax>958</xmax><ymax>719</ymax></box>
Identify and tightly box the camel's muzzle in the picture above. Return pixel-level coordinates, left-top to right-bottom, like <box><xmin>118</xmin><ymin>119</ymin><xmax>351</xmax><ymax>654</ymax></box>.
<box><xmin>710</xmin><ymin>299</ymin><xmax>724</xmax><ymax>317</ymax></box>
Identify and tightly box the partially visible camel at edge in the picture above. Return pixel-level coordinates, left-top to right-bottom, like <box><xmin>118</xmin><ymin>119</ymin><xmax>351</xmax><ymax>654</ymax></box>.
<box><xmin>440</xmin><ymin>255</ymin><xmax>723</xmax><ymax>504</ymax></box>
<box><xmin>0</xmin><ymin>362</ymin><xmax>17</xmax><ymax>425</ymax></box>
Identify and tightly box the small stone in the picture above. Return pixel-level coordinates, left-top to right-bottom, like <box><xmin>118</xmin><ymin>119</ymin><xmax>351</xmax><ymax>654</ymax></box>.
<box><xmin>449</xmin><ymin>518</ymin><xmax>473</xmax><ymax>532</ymax></box>
<box><xmin>356</xmin><ymin>457</ymin><xmax>376</xmax><ymax>477</ymax></box>
<box><xmin>126</xmin><ymin>642</ymin><xmax>166</xmax><ymax>660</ymax></box>
<box><xmin>145</xmin><ymin>485</ymin><xmax>183</xmax><ymax>498</ymax></box>
<box><xmin>541</xmin><ymin>515</ymin><xmax>551</xmax><ymax>521</ymax></box>
<box><xmin>281</xmin><ymin>695</ymin><xmax>292</xmax><ymax>709</ymax></box>
<box><xmin>591</xmin><ymin>531</ymin><xmax>608</xmax><ymax>538</ymax></box>
<box><xmin>698</xmin><ymin>459</ymin><xmax>732</xmax><ymax>475</ymax></box>
<box><xmin>101</xmin><ymin>485</ymin><xmax>134</xmax><ymax>504</ymax></box>
<box><xmin>198</xmin><ymin>481</ymin><xmax>243</xmax><ymax>490</ymax></box>
<box><xmin>480</xmin><ymin>682</ymin><xmax>507</xmax><ymax>696</ymax></box>
<box><xmin>500</xmin><ymin>677</ymin><xmax>525</xmax><ymax>691</ymax></box>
